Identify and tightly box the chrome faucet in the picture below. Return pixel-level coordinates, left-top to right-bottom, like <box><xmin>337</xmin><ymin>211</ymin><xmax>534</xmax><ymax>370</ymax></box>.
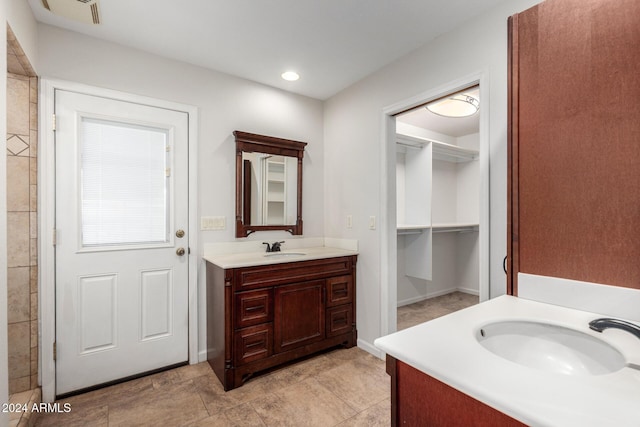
<box><xmin>262</xmin><ymin>241</ymin><xmax>285</xmax><ymax>252</ymax></box>
<box><xmin>589</xmin><ymin>318</ymin><xmax>640</xmax><ymax>340</ymax></box>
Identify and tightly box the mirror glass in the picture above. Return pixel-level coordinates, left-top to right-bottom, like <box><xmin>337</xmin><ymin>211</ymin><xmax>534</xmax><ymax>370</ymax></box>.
<box><xmin>241</xmin><ymin>153</ymin><xmax>298</xmax><ymax>226</ymax></box>
<box><xmin>235</xmin><ymin>131</ymin><xmax>306</xmax><ymax>237</ymax></box>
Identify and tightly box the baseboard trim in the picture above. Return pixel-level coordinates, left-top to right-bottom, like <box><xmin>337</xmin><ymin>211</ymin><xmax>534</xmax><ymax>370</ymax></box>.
<box><xmin>397</xmin><ymin>288</ymin><xmax>478</xmax><ymax>307</ymax></box>
<box><xmin>357</xmin><ymin>338</ymin><xmax>384</xmax><ymax>360</ymax></box>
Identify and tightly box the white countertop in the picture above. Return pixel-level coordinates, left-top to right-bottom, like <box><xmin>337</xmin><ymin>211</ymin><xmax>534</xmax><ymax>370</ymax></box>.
<box><xmin>203</xmin><ymin>246</ymin><xmax>358</xmax><ymax>269</ymax></box>
<box><xmin>374</xmin><ymin>295</ymin><xmax>640</xmax><ymax>427</ymax></box>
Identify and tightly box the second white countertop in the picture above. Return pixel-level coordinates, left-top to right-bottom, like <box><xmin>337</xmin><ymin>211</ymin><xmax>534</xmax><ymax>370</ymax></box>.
<box><xmin>374</xmin><ymin>295</ymin><xmax>640</xmax><ymax>427</ymax></box>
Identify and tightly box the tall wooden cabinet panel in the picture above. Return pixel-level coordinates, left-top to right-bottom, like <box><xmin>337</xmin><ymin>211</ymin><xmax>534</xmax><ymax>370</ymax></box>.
<box><xmin>508</xmin><ymin>0</ymin><xmax>640</xmax><ymax>293</ymax></box>
<box><xmin>207</xmin><ymin>255</ymin><xmax>357</xmax><ymax>390</ymax></box>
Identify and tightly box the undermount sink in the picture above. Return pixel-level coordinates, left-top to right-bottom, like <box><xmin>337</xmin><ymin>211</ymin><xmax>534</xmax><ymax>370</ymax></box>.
<box><xmin>263</xmin><ymin>252</ymin><xmax>306</xmax><ymax>258</ymax></box>
<box><xmin>477</xmin><ymin>321</ymin><xmax>626</xmax><ymax>376</ymax></box>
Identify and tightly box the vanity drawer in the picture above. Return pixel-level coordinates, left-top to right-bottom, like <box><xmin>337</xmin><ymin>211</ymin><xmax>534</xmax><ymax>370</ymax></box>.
<box><xmin>326</xmin><ymin>275</ymin><xmax>353</xmax><ymax>307</ymax></box>
<box><xmin>234</xmin><ymin>256</ymin><xmax>353</xmax><ymax>291</ymax></box>
<box><xmin>326</xmin><ymin>304</ymin><xmax>353</xmax><ymax>337</ymax></box>
<box><xmin>235</xmin><ymin>289</ymin><xmax>273</xmax><ymax>329</ymax></box>
<box><xmin>234</xmin><ymin>323</ymin><xmax>273</xmax><ymax>365</ymax></box>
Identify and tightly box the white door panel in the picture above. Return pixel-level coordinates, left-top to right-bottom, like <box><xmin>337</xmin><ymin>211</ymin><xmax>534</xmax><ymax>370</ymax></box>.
<box><xmin>78</xmin><ymin>273</ymin><xmax>117</xmax><ymax>353</ymax></box>
<box><xmin>140</xmin><ymin>268</ymin><xmax>173</xmax><ymax>341</ymax></box>
<box><xmin>55</xmin><ymin>90</ymin><xmax>189</xmax><ymax>395</ymax></box>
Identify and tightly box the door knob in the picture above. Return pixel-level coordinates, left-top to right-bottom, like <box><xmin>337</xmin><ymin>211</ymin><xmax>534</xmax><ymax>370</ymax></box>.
<box><xmin>176</xmin><ymin>229</ymin><xmax>185</xmax><ymax>238</ymax></box>
<box><xmin>176</xmin><ymin>247</ymin><xmax>186</xmax><ymax>256</ymax></box>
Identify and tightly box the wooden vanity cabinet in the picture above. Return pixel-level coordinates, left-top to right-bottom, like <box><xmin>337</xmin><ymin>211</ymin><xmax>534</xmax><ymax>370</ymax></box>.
<box><xmin>206</xmin><ymin>255</ymin><xmax>357</xmax><ymax>390</ymax></box>
<box><xmin>387</xmin><ymin>356</ymin><xmax>527</xmax><ymax>427</ymax></box>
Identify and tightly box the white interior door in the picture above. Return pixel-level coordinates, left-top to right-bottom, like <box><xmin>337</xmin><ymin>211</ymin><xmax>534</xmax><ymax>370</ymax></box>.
<box><xmin>54</xmin><ymin>90</ymin><xmax>189</xmax><ymax>395</ymax></box>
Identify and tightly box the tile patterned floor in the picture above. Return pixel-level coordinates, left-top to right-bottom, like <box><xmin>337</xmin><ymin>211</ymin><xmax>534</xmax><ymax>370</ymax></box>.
<box><xmin>8</xmin><ymin>387</ymin><xmax>41</xmax><ymax>427</ymax></box>
<box><xmin>33</xmin><ymin>347</ymin><xmax>389</xmax><ymax>427</ymax></box>
<box><xmin>397</xmin><ymin>291</ymin><xmax>478</xmax><ymax>331</ymax></box>
<box><xmin>31</xmin><ymin>293</ymin><xmax>475</xmax><ymax>426</ymax></box>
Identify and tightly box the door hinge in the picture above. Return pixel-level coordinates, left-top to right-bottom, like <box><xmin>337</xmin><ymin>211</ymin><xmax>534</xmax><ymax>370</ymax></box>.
<box><xmin>52</xmin><ymin>113</ymin><xmax>56</xmax><ymax>131</ymax></box>
<box><xmin>53</xmin><ymin>341</ymin><xmax>57</xmax><ymax>361</ymax></box>
<box><xmin>53</xmin><ymin>229</ymin><xmax>57</xmax><ymax>246</ymax></box>
<box><xmin>165</xmin><ymin>168</ymin><xmax>171</xmax><ymax>177</ymax></box>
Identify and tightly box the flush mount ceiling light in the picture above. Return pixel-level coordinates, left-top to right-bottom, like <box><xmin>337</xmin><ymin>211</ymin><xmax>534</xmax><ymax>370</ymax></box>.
<box><xmin>41</xmin><ymin>0</ymin><xmax>101</xmax><ymax>24</ymax></box>
<box><xmin>426</xmin><ymin>92</ymin><xmax>479</xmax><ymax>118</ymax></box>
<box><xmin>281</xmin><ymin>71</ymin><xmax>300</xmax><ymax>81</ymax></box>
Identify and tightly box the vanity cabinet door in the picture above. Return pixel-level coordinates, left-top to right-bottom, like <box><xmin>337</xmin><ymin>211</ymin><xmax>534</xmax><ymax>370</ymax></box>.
<box><xmin>235</xmin><ymin>289</ymin><xmax>273</xmax><ymax>329</ymax></box>
<box><xmin>326</xmin><ymin>275</ymin><xmax>353</xmax><ymax>307</ymax></box>
<box><xmin>234</xmin><ymin>323</ymin><xmax>273</xmax><ymax>365</ymax></box>
<box><xmin>274</xmin><ymin>280</ymin><xmax>325</xmax><ymax>353</ymax></box>
<box><xmin>326</xmin><ymin>304</ymin><xmax>353</xmax><ymax>337</ymax></box>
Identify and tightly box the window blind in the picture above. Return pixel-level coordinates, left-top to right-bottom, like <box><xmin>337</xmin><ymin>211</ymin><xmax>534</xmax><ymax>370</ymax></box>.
<box><xmin>80</xmin><ymin>117</ymin><xmax>170</xmax><ymax>247</ymax></box>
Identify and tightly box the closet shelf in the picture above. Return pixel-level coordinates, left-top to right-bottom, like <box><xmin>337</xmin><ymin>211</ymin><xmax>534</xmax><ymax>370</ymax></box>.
<box><xmin>397</xmin><ymin>223</ymin><xmax>479</xmax><ymax>234</ymax></box>
<box><xmin>397</xmin><ymin>224</ymin><xmax>430</xmax><ymax>235</ymax></box>
<box><xmin>396</xmin><ymin>133</ymin><xmax>478</xmax><ymax>162</ymax></box>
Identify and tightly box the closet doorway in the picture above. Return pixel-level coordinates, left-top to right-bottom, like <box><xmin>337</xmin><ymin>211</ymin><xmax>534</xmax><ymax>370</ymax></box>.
<box><xmin>380</xmin><ymin>76</ymin><xmax>489</xmax><ymax>337</ymax></box>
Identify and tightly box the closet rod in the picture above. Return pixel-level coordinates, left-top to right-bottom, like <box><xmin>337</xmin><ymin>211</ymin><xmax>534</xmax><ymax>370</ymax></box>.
<box><xmin>396</xmin><ymin>141</ymin><xmax>425</xmax><ymax>150</ymax></box>
<box><xmin>432</xmin><ymin>228</ymin><xmax>478</xmax><ymax>234</ymax></box>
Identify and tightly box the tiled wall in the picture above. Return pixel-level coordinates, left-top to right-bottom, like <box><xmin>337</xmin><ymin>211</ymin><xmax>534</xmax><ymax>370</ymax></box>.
<box><xmin>7</xmin><ymin>26</ymin><xmax>38</xmax><ymax>395</ymax></box>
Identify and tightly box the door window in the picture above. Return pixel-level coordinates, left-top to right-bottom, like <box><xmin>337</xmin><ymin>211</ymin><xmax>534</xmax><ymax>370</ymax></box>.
<box><xmin>80</xmin><ymin>117</ymin><xmax>170</xmax><ymax>247</ymax></box>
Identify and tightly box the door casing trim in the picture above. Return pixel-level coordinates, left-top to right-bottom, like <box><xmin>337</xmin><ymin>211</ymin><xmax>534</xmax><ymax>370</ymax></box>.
<box><xmin>39</xmin><ymin>78</ymin><xmax>199</xmax><ymax>402</ymax></box>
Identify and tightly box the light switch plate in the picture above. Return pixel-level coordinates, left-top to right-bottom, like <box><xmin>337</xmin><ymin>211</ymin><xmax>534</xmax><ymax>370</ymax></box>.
<box><xmin>201</xmin><ymin>216</ymin><xmax>226</xmax><ymax>230</ymax></box>
<box><xmin>369</xmin><ymin>216</ymin><xmax>376</xmax><ymax>230</ymax></box>
<box><xmin>346</xmin><ymin>215</ymin><xmax>353</xmax><ymax>229</ymax></box>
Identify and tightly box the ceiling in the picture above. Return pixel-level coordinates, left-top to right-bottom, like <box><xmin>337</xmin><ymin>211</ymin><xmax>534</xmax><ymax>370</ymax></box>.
<box><xmin>27</xmin><ymin>0</ymin><xmax>505</xmax><ymax>101</ymax></box>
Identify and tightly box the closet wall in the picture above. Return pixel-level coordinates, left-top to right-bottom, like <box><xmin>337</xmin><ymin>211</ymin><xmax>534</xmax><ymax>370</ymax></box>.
<box><xmin>396</xmin><ymin>123</ymin><xmax>480</xmax><ymax>306</ymax></box>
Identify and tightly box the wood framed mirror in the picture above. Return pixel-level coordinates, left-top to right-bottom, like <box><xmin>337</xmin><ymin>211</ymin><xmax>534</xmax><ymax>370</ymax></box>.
<box><xmin>234</xmin><ymin>131</ymin><xmax>307</xmax><ymax>237</ymax></box>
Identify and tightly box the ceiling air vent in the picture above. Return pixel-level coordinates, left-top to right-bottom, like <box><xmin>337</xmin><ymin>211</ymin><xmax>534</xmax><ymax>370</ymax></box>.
<box><xmin>41</xmin><ymin>0</ymin><xmax>101</xmax><ymax>25</ymax></box>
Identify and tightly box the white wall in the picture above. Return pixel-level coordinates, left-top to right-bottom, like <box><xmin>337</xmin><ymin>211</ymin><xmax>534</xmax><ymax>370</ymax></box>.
<box><xmin>36</xmin><ymin>24</ymin><xmax>325</xmax><ymax>360</ymax></box>
<box><xmin>323</xmin><ymin>0</ymin><xmax>542</xmax><ymax>351</ymax></box>
<box><xmin>6</xmin><ymin>0</ymin><xmax>38</xmax><ymax>72</ymax></box>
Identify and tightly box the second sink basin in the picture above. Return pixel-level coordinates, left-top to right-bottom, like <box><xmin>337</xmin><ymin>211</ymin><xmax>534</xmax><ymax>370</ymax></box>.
<box><xmin>263</xmin><ymin>252</ymin><xmax>306</xmax><ymax>258</ymax></box>
<box><xmin>477</xmin><ymin>320</ymin><xmax>626</xmax><ymax>376</ymax></box>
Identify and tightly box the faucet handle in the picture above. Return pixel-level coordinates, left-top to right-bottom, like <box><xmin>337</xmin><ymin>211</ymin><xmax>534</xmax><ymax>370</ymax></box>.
<box><xmin>262</xmin><ymin>242</ymin><xmax>271</xmax><ymax>252</ymax></box>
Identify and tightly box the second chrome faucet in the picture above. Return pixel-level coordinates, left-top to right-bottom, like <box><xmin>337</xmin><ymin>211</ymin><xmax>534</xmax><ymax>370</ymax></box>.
<box><xmin>589</xmin><ymin>318</ymin><xmax>640</xmax><ymax>340</ymax></box>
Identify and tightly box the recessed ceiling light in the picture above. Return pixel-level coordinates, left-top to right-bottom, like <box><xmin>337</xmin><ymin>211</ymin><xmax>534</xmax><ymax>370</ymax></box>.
<box><xmin>281</xmin><ymin>71</ymin><xmax>300</xmax><ymax>81</ymax></box>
